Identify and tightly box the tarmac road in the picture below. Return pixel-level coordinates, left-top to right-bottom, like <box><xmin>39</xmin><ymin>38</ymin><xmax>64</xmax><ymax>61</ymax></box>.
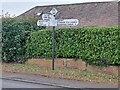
<box><xmin>1</xmin><ymin>79</ymin><xmax>82</xmax><ymax>90</ymax></box>
<box><xmin>1</xmin><ymin>72</ymin><xmax>119</xmax><ymax>90</ymax></box>
<box><xmin>1</xmin><ymin>78</ymin><xmax>119</xmax><ymax>90</ymax></box>
<box><xmin>2</xmin><ymin>79</ymin><xmax>60</xmax><ymax>88</ymax></box>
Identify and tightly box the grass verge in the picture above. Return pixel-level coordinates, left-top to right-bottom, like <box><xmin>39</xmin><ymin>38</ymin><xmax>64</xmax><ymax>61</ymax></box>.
<box><xmin>2</xmin><ymin>63</ymin><xmax>118</xmax><ymax>86</ymax></box>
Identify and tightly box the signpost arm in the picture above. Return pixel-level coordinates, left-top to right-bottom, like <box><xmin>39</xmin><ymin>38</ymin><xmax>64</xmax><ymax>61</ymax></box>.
<box><xmin>52</xmin><ymin>26</ymin><xmax>55</xmax><ymax>70</ymax></box>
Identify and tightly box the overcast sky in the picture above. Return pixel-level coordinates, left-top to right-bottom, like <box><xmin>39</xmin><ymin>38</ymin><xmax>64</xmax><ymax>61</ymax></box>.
<box><xmin>1</xmin><ymin>0</ymin><xmax>118</xmax><ymax>17</ymax></box>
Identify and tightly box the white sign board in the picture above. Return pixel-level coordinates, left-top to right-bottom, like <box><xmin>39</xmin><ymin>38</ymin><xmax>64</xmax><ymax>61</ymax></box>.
<box><xmin>37</xmin><ymin>8</ymin><xmax>79</xmax><ymax>27</ymax></box>
<box><xmin>42</xmin><ymin>14</ymin><xmax>55</xmax><ymax>20</ymax></box>
<box><xmin>57</xmin><ymin>19</ymin><xmax>79</xmax><ymax>26</ymax></box>
<box><xmin>37</xmin><ymin>20</ymin><xmax>50</xmax><ymax>26</ymax></box>
<box><xmin>50</xmin><ymin>20</ymin><xmax>57</xmax><ymax>26</ymax></box>
<box><xmin>37</xmin><ymin>20</ymin><xmax>57</xmax><ymax>26</ymax></box>
<box><xmin>50</xmin><ymin>8</ymin><xmax>58</xmax><ymax>15</ymax></box>
<box><xmin>37</xmin><ymin>19</ymin><xmax>79</xmax><ymax>26</ymax></box>
<box><xmin>42</xmin><ymin>14</ymin><xmax>50</xmax><ymax>20</ymax></box>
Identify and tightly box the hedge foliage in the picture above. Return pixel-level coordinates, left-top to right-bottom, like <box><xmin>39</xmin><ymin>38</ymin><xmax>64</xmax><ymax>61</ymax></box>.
<box><xmin>2</xmin><ymin>17</ymin><xmax>119</xmax><ymax>65</ymax></box>
<box><xmin>2</xmin><ymin>18</ymin><xmax>44</xmax><ymax>63</ymax></box>
<box><xmin>26</xmin><ymin>27</ymin><xmax>119</xmax><ymax>66</ymax></box>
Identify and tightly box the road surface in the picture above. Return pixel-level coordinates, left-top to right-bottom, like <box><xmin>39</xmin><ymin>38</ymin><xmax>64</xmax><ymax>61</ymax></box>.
<box><xmin>1</xmin><ymin>72</ymin><xmax>119</xmax><ymax>89</ymax></box>
<box><xmin>1</xmin><ymin>79</ymin><xmax>80</xmax><ymax>90</ymax></box>
<box><xmin>1</xmin><ymin>78</ymin><xmax>119</xmax><ymax>90</ymax></box>
<box><xmin>2</xmin><ymin>79</ymin><xmax>60</xmax><ymax>88</ymax></box>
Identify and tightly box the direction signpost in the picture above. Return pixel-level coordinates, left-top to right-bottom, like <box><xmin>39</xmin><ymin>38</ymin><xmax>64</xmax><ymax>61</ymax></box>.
<box><xmin>37</xmin><ymin>20</ymin><xmax>50</xmax><ymax>26</ymax></box>
<box><xmin>50</xmin><ymin>8</ymin><xmax>57</xmax><ymax>70</ymax></box>
<box><xmin>37</xmin><ymin>8</ymin><xmax>79</xmax><ymax>70</ymax></box>
<box><xmin>57</xmin><ymin>19</ymin><xmax>79</xmax><ymax>26</ymax></box>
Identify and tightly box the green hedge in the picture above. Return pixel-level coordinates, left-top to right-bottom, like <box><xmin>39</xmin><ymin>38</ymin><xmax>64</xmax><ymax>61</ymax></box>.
<box><xmin>2</xmin><ymin>18</ymin><xmax>44</xmax><ymax>63</ymax></box>
<box><xmin>26</xmin><ymin>27</ymin><xmax>119</xmax><ymax>66</ymax></box>
<box><xmin>2</xmin><ymin>17</ymin><xmax>119</xmax><ymax>66</ymax></box>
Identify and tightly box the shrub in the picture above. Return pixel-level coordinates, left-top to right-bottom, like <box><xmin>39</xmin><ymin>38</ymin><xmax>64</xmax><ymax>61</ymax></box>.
<box><xmin>26</xmin><ymin>27</ymin><xmax>119</xmax><ymax>66</ymax></box>
<box><xmin>2</xmin><ymin>17</ymin><xmax>44</xmax><ymax>63</ymax></box>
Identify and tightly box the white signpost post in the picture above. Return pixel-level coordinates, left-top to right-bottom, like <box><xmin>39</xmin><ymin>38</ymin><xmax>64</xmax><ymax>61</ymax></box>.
<box><xmin>37</xmin><ymin>8</ymin><xmax>79</xmax><ymax>70</ymax></box>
